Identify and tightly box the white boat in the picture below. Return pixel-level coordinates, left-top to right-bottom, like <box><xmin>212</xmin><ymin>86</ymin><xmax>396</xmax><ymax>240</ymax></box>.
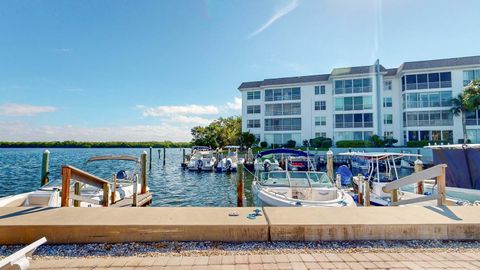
<box><xmin>216</xmin><ymin>146</ymin><xmax>244</xmax><ymax>172</ymax></box>
<box><xmin>339</xmin><ymin>152</ymin><xmax>430</xmax><ymax>206</ymax></box>
<box><xmin>254</xmin><ymin>154</ymin><xmax>280</xmax><ymax>172</ymax></box>
<box><xmin>187</xmin><ymin>147</ymin><xmax>217</xmax><ymax>171</ymax></box>
<box><xmin>252</xmin><ymin>171</ymin><xmax>355</xmax><ymax>207</ymax></box>
<box><xmin>0</xmin><ymin>155</ymin><xmax>144</xmax><ymax>207</ymax></box>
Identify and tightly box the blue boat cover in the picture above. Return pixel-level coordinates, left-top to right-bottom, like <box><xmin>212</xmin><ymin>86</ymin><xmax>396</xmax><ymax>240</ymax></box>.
<box><xmin>336</xmin><ymin>165</ymin><xmax>353</xmax><ymax>186</ymax></box>
<box><xmin>432</xmin><ymin>147</ymin><xmax>480</xmax><ymax>190</ymax></box>
<box><xmin>256</xmin><ymin>149</ymin><xmax>314</xmax><ymax>158</ymax></box>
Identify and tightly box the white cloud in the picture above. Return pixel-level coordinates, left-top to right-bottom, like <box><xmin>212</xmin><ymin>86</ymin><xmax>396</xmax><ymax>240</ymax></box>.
<box><xmin>137</xmin><ymin>104</ymin><xmax>219</xmax><ymax>117</ymax></box>
<box><xmin>226</xmin><ymin>97</ymin><xmax>242</xmax><ymax>110</ymax></box>
<box><xmin>0</xmin><ymin>121</ymin><xmax>192</xmax><ymax>142</ymax></box>
<box><xmin>247</xmin><ymin>0</ymin><xmax>299</xmax><ymax>39</ymax></box>
<box><xmin>0</xmin><ymin>103</ymin><xmax>57</xmax><ymax>116</ymax></box>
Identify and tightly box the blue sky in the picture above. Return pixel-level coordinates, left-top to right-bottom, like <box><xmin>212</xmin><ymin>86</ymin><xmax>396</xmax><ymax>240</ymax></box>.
<box><xmin>0</xmin><ymin>0</ymin><xmax>479</xmax><ymax>141</ymax></box>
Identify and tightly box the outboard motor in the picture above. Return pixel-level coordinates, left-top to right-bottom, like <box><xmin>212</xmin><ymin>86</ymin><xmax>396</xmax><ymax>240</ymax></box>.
<box><xmin>116</xmin><ymin>170</ymin><xmax>128</xmax><ymax>180</ymax></box>
<box><xmin>197</xmin><ymin>159</ymin><xmax>203</xmax><ymax>171</ymax></box>
<box><xmin>226</xmin><ymin>159</ymin><xmax>232</xmax><ymax>172</ymax></box>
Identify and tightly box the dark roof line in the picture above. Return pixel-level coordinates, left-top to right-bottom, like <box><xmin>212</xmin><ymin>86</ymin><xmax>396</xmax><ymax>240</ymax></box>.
<box><xmin>238</xmin><ymin>55</ymin><xmax>480</xmax><ymax>89</ymax></box>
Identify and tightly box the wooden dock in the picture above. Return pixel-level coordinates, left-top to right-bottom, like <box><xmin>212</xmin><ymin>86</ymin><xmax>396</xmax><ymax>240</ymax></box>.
<box><xmin>0</xmin><ymin>206</ymin><xmax>479</xmax><ymax>244</ymax></box>
<box><xmin>111</xmin><ymin>192</ymin><xmax>153</xmax><ymax>207</ymax></box>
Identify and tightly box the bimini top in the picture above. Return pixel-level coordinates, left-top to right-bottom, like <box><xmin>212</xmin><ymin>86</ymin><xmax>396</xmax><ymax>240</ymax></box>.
<box><xmin>425</xmin><ymin>144</ymin><xmax>480</xmax><ymax>149</ymax></box>
<box><xmin>338</xmin><ymin>151</ymin><xmax>421</xmax><ymax>160</ymax></box>
<box><xmin>192</xmin><ymin>146</ymin><xmax>211</xmax><ymax>151</ymax></box>
<box><xmin>224</xmin><ymin>145</ymin><xmax>240</xmax><ymax>149</ymax></box>
<box><xmin>256</xmin><ymin>149</ymin><xmax>313</xmax><ymax>158</ymax></box>
<box><xmin>86</xmin><ymin>155</ymin><xmax>140</xmax><ymax>163</ymax></box>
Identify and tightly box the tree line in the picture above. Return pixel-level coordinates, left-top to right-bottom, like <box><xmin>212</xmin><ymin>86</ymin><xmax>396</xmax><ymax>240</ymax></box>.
<box><xmin>0</xmin><ymin>141</ymin><xmax>191</xmax><ymax>148</ymax></box>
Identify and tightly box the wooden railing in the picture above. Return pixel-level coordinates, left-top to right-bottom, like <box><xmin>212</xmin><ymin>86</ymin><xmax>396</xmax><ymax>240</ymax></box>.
<box><xmin>61</xmin><ymin>165</ymin><xmax>111</xmax><ymax>207</ymax></box>
<box><xmin>382</xmin><ymin>164</ymin><xmax>447</xmax><ymax>206</ymax></box>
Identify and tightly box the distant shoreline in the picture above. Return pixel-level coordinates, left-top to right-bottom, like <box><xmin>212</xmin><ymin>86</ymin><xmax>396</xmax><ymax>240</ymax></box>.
<box><xmin>0</xmin><ymin>141</ymin><xmax>191</xmax><ymax>148</ymax></box>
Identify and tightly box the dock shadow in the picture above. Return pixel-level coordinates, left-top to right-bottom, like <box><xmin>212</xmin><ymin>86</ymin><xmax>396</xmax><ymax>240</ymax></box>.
<box><xmin>0</xmin><ymin>207</ymin><xmax>55</xmax><ymax>220</ymax></box>
<box><xmin>424</xmin><ymin>205</ymin><xmax>462</xmax><ymax>221</ymax></box>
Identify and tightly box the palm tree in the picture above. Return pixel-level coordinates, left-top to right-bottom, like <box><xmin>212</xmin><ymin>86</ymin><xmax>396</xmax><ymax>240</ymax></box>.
<box><xmin>451</xmin><ymin>93</ymin><xmax>471</xmax><ymax>144</ymax></box>
<box><xmin>451</xmin><ymin>80</ymin><xmax>480</xmax><ymax>144</ymax></box>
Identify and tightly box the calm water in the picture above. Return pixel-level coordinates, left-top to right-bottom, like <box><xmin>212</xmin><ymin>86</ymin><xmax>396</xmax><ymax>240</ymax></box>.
<box><xmin>0</xmin><ymin>148</ymin><xmax>256</xmax><ymax>206</ymax></box>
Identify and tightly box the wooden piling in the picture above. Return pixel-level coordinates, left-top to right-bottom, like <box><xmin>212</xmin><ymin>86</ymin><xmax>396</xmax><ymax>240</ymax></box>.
<box><xmin>335</xmin><ymin>174</ymin><xmax>341</xmax><ymax>188</ymax></box>
<box><xmin>149</xmin><ymin>147</ymin><xmax>152</xmax><ymax>170</ymax></box>
<box><xmin>237</xmin><ymin>163</ymin><xmax>244</xmax><ymax>207</ymax></box>
<box><xmin>364</xmin><ymin>179</ymin><xmax>371</xmax><ymax>207</ymax></box>
<box><xmin>74</xmin><ymin>182</ymin><xmax>81</xmax><ymax>207</ymax></box>
<box><xmin>111</xmin><ymin>174</ymin><xmax>117</xmax><ymax>204</ymax></box>
<box><xmin>132</xmin><ymin>175</ymin><xmax>138</xmax><ymax>207</ymax></box>
<box><xmin>391</xmin><ymin>189</ymin><xmax>398</xmax><ymax>204</ymax></box>
<box><xmin>41</xmin><ymin>149</ymin><xmax>50</xmax><ymax>186</ymax></box>
<box><xmin>61</xmin><ymin>166</ymin><xmax>71</xmax><ymax>207</ymax></box>
<box><xmin>163</xmin><ymin>147</ymin><xmax>166</xmax><ymax>166</ymax></box>
<box><xmin>182</xmin><ymin>148</ymin><xmax>186</xmax><ymax>165</ymax></box>
<box><xmin>141</xmin><ymin>151</ymin><xmax>147</xmax><ymax>194</ymax></box>
<box><xmin>102</xmin><ymin>183</ymin><xmax>110</xmax><ymax>207</ymax></box>
<box><xmin>437</xmin><ymin>165</ymin><xmax>446</xmax><ymax>206</ymax></box>
<box><xmin>357</xmin><ymin>174</ymin><xmax>364</xmax><ymax>205</ymax></box>
<box><xmin>414</xmin><ymin>159</ymin><xmax>424</xmax><ymax>194</ymax></box>
<box><xmin>326</xmin><ymin>149</ymin><xmax>334</xmax><ymax>180</ymax></box>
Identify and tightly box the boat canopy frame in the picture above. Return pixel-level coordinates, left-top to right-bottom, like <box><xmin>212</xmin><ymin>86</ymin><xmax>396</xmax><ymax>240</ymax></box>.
<box><xmin>86</xmin><ymin>155</ymin><xmax>140</xmax><ymax>163</ymax></box>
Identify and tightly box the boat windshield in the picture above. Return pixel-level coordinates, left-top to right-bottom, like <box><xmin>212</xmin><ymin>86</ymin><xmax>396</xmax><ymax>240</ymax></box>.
<box><xmin>259</xmin><ymin>171</ymin><xmax>333</xmax><ymax>188</ymax></box>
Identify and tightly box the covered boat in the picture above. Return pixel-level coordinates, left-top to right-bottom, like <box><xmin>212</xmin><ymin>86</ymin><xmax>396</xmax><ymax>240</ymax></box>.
<box><xmin>216</xmin><ymin>146</ymin><xmax>244</xmax><ymax>172</ymax></box>
<box><xmin>252</xmin><ymin>171</ymin><xmax>355</xmax><ymax>207</ymax></box>
<box><xmin>187</xmin><ymin>147</ymin><xmax>217</xmax><ymax>171</ymax></box>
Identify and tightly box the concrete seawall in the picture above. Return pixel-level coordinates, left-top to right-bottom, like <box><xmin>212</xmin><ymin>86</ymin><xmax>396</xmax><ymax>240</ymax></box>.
<box><xmin>0</xmin><ymin>206</ymin><xmax>479</xmax><ymax>244</ymax></box>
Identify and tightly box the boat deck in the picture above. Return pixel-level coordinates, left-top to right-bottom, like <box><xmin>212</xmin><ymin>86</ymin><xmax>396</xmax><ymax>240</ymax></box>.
<box><xmin>111</xmin><ymin>192</ymin><xmax>153</xmax><ymax>207</ymax></box>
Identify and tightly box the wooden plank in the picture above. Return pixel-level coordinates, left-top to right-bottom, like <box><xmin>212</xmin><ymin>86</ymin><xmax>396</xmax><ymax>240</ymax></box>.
<box><xmin>390</xmin><ymin>194</ymin><xmax>439</xmax><ymax>206</ymax></box>
<box><xmin>111</xmin><ymin>174</ymin><xmax>116</xmax><ymax>205</ymax></box>
<box><xmin>383</xmin><ymin>164</ymin><xmax>446</xmax><ymax>192</ymax></box>
<box><xmin>111</xmin><ymin>193</ymin><xmax>152</xmax><ymax>207</ymax></box>
<box><xmin>141</xmin><ymin>152</ymin><xmax>147</xmax><ymax>194</ymax></box>
<box><xmin>61</xmin><ymin>167</ymin><xmax>71</xmax><ymax>207</ymax></box>
<box><xmin>102</xmin><ymin>183</ymin><xmax>110</xmax><ymax>207</ymax></box>
<box><xmin>437</xmin><ymin>166</ymin><xmax>447</xmax><ymax>206</ymax></box>
<box><xmin>69</xmin><ymin>194</ymin><xmax>102</xmax><ymax>205</ymax></box>
<box><xmin>73</xmin><ymin>182</ymin><xmax>81</xmax><ymax>207</ymax></box>
<box><xmin>66</xmin><ymin>165</ymin><xmax>109</xmax><ymax>189</ymax></box>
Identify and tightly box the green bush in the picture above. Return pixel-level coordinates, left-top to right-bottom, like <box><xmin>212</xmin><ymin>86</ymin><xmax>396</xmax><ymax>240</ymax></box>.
<box><xmin>336</xmin><ymin>140</ymin><xmax>373</xmax><ymax>148</ymax></box>
<box><xmin>285</xmin><ymin>140</ymin><xmax>296</xmax><ymax>148</ymax></box>
<box><xmin>309</xmin><ymin>137</ymin><xmax>332</xmax><ymax>148</ymax></box>
<box><xmin>260</xmin><ymin>141</ymin><xmax>268</xmax><ymax>148</ymax></box>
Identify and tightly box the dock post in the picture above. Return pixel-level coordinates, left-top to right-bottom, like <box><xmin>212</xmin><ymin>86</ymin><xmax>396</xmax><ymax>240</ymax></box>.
<box><xmin>326</xmin><ymin>149</ymin><xmax>334</xmax><ymax>180</ymax></box>
<box><xmin>102</xmin><ymin>183</ymin><xmax>110</xmax><ymax>207</ymax></box>
<box><xmin>61</xmin><ymin>166</ymin><xmax>71</xmax><ymax>207</ymax></box>
<box><xmin>182</xmin><ymin>148</ymin><xmax>186</xmax><ymax>166</ymax></box>
<box><xmin>414</xmin><ymin>159</ymin><xmax>424</xmax><ymax>194</ymax></box>
<box><xmin>364</xmin><ymin>179</ymin><xmax>371</xmax><ymax>207</ymax></box>
<box><xmin>74</xmin><ymin>182</ymin><xmax>81</xmax><ymax>207</ymax></box>
<box><xmin>158</xmin><ymin>149</ymin><xmax>161</xmax><ymax>158</ymax></box>
<box><xmin>141</xmin><ymin>151</ymin><xmax>147</xmax><ymax>194</ymax></box>
<box><xmin>41</xmin><ymin>149</ymin><xmax>50</xmax><ymax>186</ymax></box>
<box><xmin>163</xmin><ymin>147</ymin><xmax>166</xmax><ymax>166</ymax></box>
<box><xmin>335</xmin><ymin>173</ymin><xmax>341</xmax><ymax>188</ymax></box>
<box><xmin>237</xmin><ymin>163</ymin><xmax>244</xmax><ymax>207</ymax></box>
<box><xmin>111</xmin><ymin>174</ymin><xmax>117</xmax><ymax>204</ymax></box>
<box><xmin>391</xmin><ymin>189</ymin><xmax>398</xmax><ymax>204</ymax></box>
<box><xmin>437</xmin><ymin>165</ymin><xmax>447</xmax><ymax>206</ymax></box>
<box><xmin>149</xmin><ymin>147</ymin><xmax>152</xmax><ymax>170</ymax></box>
<box><xmin>132</xmin><ymin>175</ymin><xmax>138</xmax><ymax>207</ymax></box>
<box><xmin>357</xmin><ymin>174</ymin><xmax>364</xmax><ymax>205</ymax></box>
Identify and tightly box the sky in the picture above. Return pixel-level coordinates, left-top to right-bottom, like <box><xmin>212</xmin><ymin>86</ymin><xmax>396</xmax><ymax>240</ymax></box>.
<box><xmin>1</xmin><ymin>0</ymin><xmax>479</xmax><ymax>142</ymax></box>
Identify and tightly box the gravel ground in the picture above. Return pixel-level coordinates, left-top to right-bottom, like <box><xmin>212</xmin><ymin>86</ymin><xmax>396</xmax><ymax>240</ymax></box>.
<box><xmin>1</xmin><ymin>240</ymin><xmax>480</xmax><ymax>259</ymax></box>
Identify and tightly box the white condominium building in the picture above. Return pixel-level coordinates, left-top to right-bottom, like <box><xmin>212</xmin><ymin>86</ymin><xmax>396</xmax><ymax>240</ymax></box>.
<box><xmin>238</xmin><ymin>55</ymin><xmax>480</xmax><ymax>146</ymax></box>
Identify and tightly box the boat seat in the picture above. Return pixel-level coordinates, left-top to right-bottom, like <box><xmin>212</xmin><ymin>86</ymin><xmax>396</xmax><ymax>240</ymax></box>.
<box><xmin>25</xmin><ymin>193</ymin><xmax>52</xmax><ymax>206</ymax></box>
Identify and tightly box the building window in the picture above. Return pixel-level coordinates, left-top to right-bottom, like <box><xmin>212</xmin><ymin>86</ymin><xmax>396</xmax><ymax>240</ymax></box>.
<box><xmin>402</xmin><ymin>91</ymin><xmax>452</xmax><ymax>108</ymax></box>
<box><xmin>264</xmin><ymin>118</ymin><xmax>302</xmax><ymax>131</ymax></box>
<box><xmin>315</xmin><ymin>101</ymin><xmax>326</xmax><ymax>111</ymax></box>
<box><xmin>384</xmin><ymin>81</ymin><xmax>392</xmax><ymax>90</ymax></box>
<box><xmin>264</xmin><ymin>87</ymin><xmax>301</xmax><ymax>102</ymax></box>
<box><xmin>315</xmin><ymin>116</ymin><xmax>326</xmax><ymax>126</ymax></box>
<box><xmin>314</xmin><ymin>85</ymin><xmax>326</xmax><ymax>95</ymax></box>
<box><xmin>403</xmin><ymin>110</ymin><xmax>453</xmax><ymax>127</ymax></box>
<box><xmin>247</xmin><ymin>119</ymin><xmax>260</xmax><ymax>128</ymax></box>
<box><xmin>335</xmin><ymin>131</ymin><xmax>372</xmax><ymax>141</ymax></box>
<box><xmin>402</xmin><ymin>72</ymin><xmax>451</xmax><ymax>91</ymax></box>
<box><xmin>265</xmin><ymin>103</ymin><xmax>301</xmax><ymax>116</ymax></box>
<box><xmin>247</xmin><ymin>91</ymin><xmax>260</xmax><ymax>100</ymax></box>
<box><xmin>383</xmin><ymin>97</ymin><xmax>392</xmax><ymax>108</ymax></box>
<box><xmin>335</xmin><ymin>96</ymin><xmax>372</xmax><ymax>111</ymax></box>
<box><xmin>246</xmin><ymin>105</ymin><xmax>260</xmax><ymax>114</ymax></box>
<box><xmin>335</xmin><ymin>113</ymin><xmax>373</xmax><ymax>128</ymax></box>
<box><xmin>315</xmin><ymin>132</ymin><xmax>327</xmax><ymax>138</ymax></box>
<box><xmin>384</xmin><ymin>131</ymin><xmax>393</xmax><ymax>138</ymax></box>
<box><xmin>463</xmin><ymin>69</ymin><xmax>480</xmax><ymax>86</ymax></box>
<box><xmin>384</xmin><ymin>114</ymin><xmax>393</xmax><ymax>125</ymax></box>
<box><xmin>334</xmin><ymin>78</ymin><xmax>372</xmax><ymax>94</ymax></box>
<box><xmin>264</xmin><ymin>133</ymin><xmax>301</xmax><ymax>146</ymax></box>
